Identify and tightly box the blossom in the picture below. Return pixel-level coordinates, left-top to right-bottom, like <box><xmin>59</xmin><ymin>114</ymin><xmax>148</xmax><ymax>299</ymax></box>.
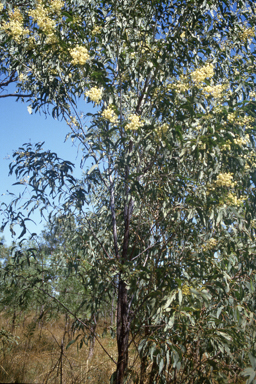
<box><xmin>45</xmin><ymin>33</ymin><xmax>59</xmax><ymax>44</ymax></box>
<box><xmin>181</xmin><ymin>284</ymin><xmax>190</xmax><ymax>295</ymax></box>
<box><xmin>239</xmin><ymin>26</ymin><xmax>255</xmax><ymax>42</ymax></box>
<box><xmin>233</xmin><ymin>136</ymin><xmax>248</xmax><ymax>146</ymax></box>
<box><xmin>191</xmin><ymin>63</ymin><xmax>214</xmax><ymax>83</ymax></box>
<box><xmin>203</xmin><ymin>84</ymin><xmax>226</xmax><ymax>99</ymax></box>
<box><xmin>227</xmin><ymin>192</ymin><xmax>247</xmax><ymax>206</ymax></box>
<box><xmin>92</xmin><ymin>25</ymin><xmax>102</xmax><ymax>35</ymax></box>
<box><xmin>85</xmin><ymin>87</ymin><xmax>103</xmax><ymax>104</ymax></box>
<box><xmin>2</xmin><ymin>8</ymin><xmax>29</xmax><ymax>43</ymax></box>
<box><xmin>155</xmin><ymin>123</ymin><xmax>169</xmax><ymax>135</ymax></box>
<box><xmin>50</xmin><ymin>0</ymin><xmax>64</xmax><ymax>13</ymax></box>
<box><xmin>28</xmin><ymin>2</ymin><xmax>56</xmax><ymax>34</ymax></box>
<box><xmin>125</xmin><ymin>114</ymin><xmax>143</xmax><ymax>131</ymax></box>
<box><xmin>69</xmin><ymin>46</ymin><xmax>90</xmax><ymax>65</ymax></box>
<box><xmin>18</xmin><ymin>73</ymin><xmax>25</xmax><ymax>82</ymax></box>
<box><xmin>101</xmin><ymin>105</ymin><xmax>118</xmax><ymax>124</ymax></box>
<box><xmin>67</xmin><ymin>115</ymin><xmax>79</xmax><ymax>127</ymax></box>
<box><xmin>0</xmin><ymin>3</ymin><xmax>4</xmax><ymax>11</ymax></box>
<box><xmin>227</xmin><ymin>113</ymin><xmax>236</xmax><ymax>122</ymax></box>
<box><xmin>215</xmin><ymin>172</ymin><xmax>236</xmax><ymax>188</ymax></box>
<box><xmin>222</xmin><ymin>141</ymin><xmax>231</xmax><ymax>151</ymax></box>
<box><xmin>203</xmin><ymin>238</ymin><xmax>218</xmax><ymax>252</ymax></box>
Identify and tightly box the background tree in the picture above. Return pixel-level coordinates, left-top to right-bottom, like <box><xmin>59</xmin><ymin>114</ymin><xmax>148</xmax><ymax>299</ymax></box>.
<box><xmin>1</xmin><ymin>0</ymin><xmax>256</xmax><ymax>383</ymax></box>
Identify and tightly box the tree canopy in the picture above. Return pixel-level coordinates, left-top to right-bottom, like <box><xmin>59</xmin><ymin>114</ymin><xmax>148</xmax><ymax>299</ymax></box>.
<box><xmin>1</xmin><ymin>0</ymin><xmax>256</xmax><ymax>383</ymax></box>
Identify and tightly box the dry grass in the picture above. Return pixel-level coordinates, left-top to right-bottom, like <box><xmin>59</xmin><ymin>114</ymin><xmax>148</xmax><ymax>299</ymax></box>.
<box><xmin>0</xmin><ymin>312</ymin><xmax>118</xmax><ymax>384</ymax></box>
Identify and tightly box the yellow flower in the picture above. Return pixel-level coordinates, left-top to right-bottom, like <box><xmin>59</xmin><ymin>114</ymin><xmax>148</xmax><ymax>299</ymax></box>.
<box><xmin>125</xmin><ymin>114</ymin><xmax>143</xmax><ymax>131</ymax></box>
<box><xmin>18</xmin><ymin>73</ymin><xmax>25</xmax><ymax>82</ymax></box>
<box><xmin>28</xmin><ymin>1</ymin><xmax>56</xmax><ymax>34</ymax></box>
<box><xmin>226</xmin><ymin>192</ymin><xmax>247</xmax><ymax>206</ymax></box>
<box><xmin>69</xmin><ymin>46</ymin><xmax>90</xmax><ymax>65</ymax></box>
<box><xmin>227</xmin><ymin>113</ymin><xmax>236</xmax><ymax>122</ymax></box>
<box><xmin>239</xmin><ymin>26</ymin><xmax>255</xmax><ymax>42</ymax></box>
<box><xmin>182</xmin><ymin>284</ymin><xmax>191</xmax><ymax>295</ymax></box>
<box><xmin>85</xmin><ymin>87</ymin><xmax>103</xmax><ymax>104</ymax></box>
<box><xmin>2</xmin><ymin>8</ymin><xmax>29</xmax><ymax>43</ymax></box>
<box><xmin>215</xmin><ymin>172</ymin><xmax>236</xmax><ymax>188</ymax></box>
<box><xmin>203</xmin><ymin>84</ymin><xmax>226</xmax><ymax>99</ymax></box>
<box><xmin>191</xmin><ymin>63</ymin><xmax>214</xmax><ymax>83</ymax></box>
<box><xmin>50</xmin><ymin>0</ymin><xmax>64</xmax><ymax>13</ymax></box>
<box><xmin>155</xmin><ymin>123</ymin><xmax>169</xmax><ymax>135</ymax></box>
<box><xmin>233</xmin><ymin>136</ymin><xmax>248</xmax><ymax>147</ymax></box>
<box><xmin>101</xmin><ymin>105</ymin><xmax>118</xmax><ymax>124</ymax></box>
<box><xmin>203</xmin><ymin>238</ymin><xmax>218</xmax><ymax>252</ymax></box>
<box><xmin>92</xmin><ymin>25</ymin><xmax>102</xmax><ymax>35</ymax></box>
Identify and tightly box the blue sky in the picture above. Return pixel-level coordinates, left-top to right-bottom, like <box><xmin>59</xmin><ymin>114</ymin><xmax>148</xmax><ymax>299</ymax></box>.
<box><xmin>0</xmin><ymin>91</ymin><xmax>92</xmax><ymax>245</ymax></box>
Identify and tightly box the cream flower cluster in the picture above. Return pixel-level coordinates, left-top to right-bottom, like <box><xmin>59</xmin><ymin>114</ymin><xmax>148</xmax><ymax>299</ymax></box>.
<box><xmin>215</xmin><ymin>172</ymin><xmax>236</xmax><ymax>188</ymax></box>
<box><xmin>92</xmin><ymin>25</ymin><xmax>102</xmax><ymax>35</ymax></box>
<box><xmin>227</xmin><ymin>113</ymin><xmax>236</xmax><ymax>122</ymax></box>
<box><xmin>45</xmin><ymin>33</ymin><xmax>59</xmax><ymax>44</ymax></box>
<box><xmin>171</xmin><ymin>75</ymin><xmax>190</xmax><ymax>93</ymax></box>
<box><xmin>18</xmin><ymin>73</ymin><xmax>26</xmax><ymax>82</ymax></box>
<box><xmin>101</xmin><ymin>105</ymin><xmax>118</xmax><ymax>124</ymax></box>
<box><xmin>85</xmin><ymin>87</ymin><xmax>103</xmax><ymax>104</ymax></box>
<box><xmin>125</xmin><ymin>114</ymin><xmax>143</xmax><ymax>131</ymax></box>
<box><xmin>191</xmin><ymin>63</ymin><xmax>214</xmax><ymax>83</ymax></box>
<box><xmin>2</xmin><ymin>8</ymin><xmax>29</xmax><ymax>43</ymax></box>
<box><xmin>19</xmin><ymin>176</ymin><xmax>30</xmax><ymax>185</ymax></box>
<box><xmin>181</xmin><ymin>284</ymin><xmax>190</xmax><ymax>295</ymax></box>
<box><xmin>227</xmin><ymin>192</ymin><xmax>247</xmax><ymax>206</ymax></box>
<box><xmin>50</xmin><ymin>0</ymin><xmax>64</xmax><ymax>13</ymax></box>
<box><xmin>233</xmin><ymin>136</ymin><xmax>249</xmax><ymax>147</ymax></box>
<box><xmin>222</xmin><ymin>141</ymin><xmax>231</xmax><ymax>151</ymax></box>
<box><xmin>240</xmin><ymin>26</ymin><xmax>255</xmax><ymax>42</ymax></box>
<box><xmin>155</xmin><ymin>123</ymin><xmax>169</xmax><ymax>134</ymax></box>
<box><xmin>203</xmin><ymin>238</ymin><xmax>218</xmax><ymax>252</ymax></box>
<box><xmin>28</xmin><ymin>1</ymin><xmax>56</xmax><ymax>34</ymax></box>
<box><xmin>67</xmin><ymin>115</ymin><xmax>79</xmax><ymax>127</ymax></box>
<box><xmin>69</xmin><ymin>46</ymin><xmax>90</xmax><ymax>65</ymax></box>
<box><xmin>203</xmin><ymin>84</ymin><xmax>225</xmax><ymax>99</ymax></box>
<box><xmin>0</xmin><ymin>3</ymin><xmax>4</xmax><ymax>11</ymax></box>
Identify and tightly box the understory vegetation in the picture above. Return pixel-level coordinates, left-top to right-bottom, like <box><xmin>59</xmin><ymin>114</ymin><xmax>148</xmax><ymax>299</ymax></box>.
<box><xmin>0</xmin><ymin>312</ymin><xmax>117</xmax><ymax>383</ymax></box>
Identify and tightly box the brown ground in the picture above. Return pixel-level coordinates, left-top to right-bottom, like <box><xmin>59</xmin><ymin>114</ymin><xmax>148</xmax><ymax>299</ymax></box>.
<box><xmin>0</xmin><ymin>312</ymin><xmax>118</xmax><ymax>384</ymax></box>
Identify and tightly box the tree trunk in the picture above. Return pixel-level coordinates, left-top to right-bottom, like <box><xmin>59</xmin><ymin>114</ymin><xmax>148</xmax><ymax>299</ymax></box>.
<box><xmin>88</xmin><ymin>313</ymin><xmax>97</xmax><ymax>360</ymax></box>
<box><xmin>116</xmin><ymin>277</ymin><xmax>129</xmax><ymax>384</ymax></box>
<box><xmin>140</xmin><ymin>324</ymin><xmax>150</xmax><ymax>384</ymax></box>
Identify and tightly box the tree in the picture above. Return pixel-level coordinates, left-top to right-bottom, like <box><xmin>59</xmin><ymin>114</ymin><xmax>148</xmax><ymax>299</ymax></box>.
<box><xmin>1</xmin><ymin>0</ymin><xmax>256</xmax><ymax>382</ymax></box>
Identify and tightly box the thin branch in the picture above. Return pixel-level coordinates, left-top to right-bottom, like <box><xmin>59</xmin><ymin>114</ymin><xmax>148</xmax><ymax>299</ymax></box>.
<box><xmin>0</xmin><ymin>93</ymin><xmax>33</xmax><ymax>98</ymax></box>
<box><xmin>81</xmin><ymin>211</ymin><xmax>112</xmax><ymax>260</ymax></box>
<box><xmin>109</xmin><ymin>173</ymin><xmax>120</xmax><ymax>259</ymax></box>
<box><xmin>38</xmin><ymin>286</ymin><xmax>117</xmax><ymax>365</ymax></box>
<box><xmin>131</xmin><ymin>241</ymin><xmax>161</xmax><ymax>262</ymax></box>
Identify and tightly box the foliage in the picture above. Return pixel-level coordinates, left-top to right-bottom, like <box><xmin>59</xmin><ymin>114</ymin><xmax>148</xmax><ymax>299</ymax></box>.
<box><xmin>1</xmin><ymin>0</ymin><xmax>256</xmax><ymax>382</ymax></box>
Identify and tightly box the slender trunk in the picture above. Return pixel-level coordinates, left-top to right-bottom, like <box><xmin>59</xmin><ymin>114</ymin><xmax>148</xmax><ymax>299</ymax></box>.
<box><xmin>111</xmin><ymin>289</ymin><xmax>115</xmax><ymax>326</ymax></box>
<box><xmin>11</xmin><ymin>310</ymin><xmax>16</xmax><ymax>332</ymax></box>
<box><xmin>88</xmin><ymin>314</ymin><xmax>97</xmax><ymax>360</ymax></box>
<box><xmin>149</xmin><ymin>361</ymin><xmax>158</xmax><ymax>384</ymax></box>
<box><xmin>116</xmin><ymin>277</ymin><xmax>129</xmax><ymax>384</ymax></box>
<box><xmin>140</xmin><ymin>324</ymin><xmax>150</xmax><ymax>384</ymax></box>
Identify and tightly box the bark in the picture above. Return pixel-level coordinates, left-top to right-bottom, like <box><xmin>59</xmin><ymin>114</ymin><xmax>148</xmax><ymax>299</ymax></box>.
<box><xmin>88</xmin><ymin>314</ymin><xmax>97</xmax><ymax>360</ymax></box>
<box><xmin>140</xmin><ymin>324</ymin><xmax>150</xmax><ymax>384</ymax></box>
<box><xmin>149</xmin><ymin>361</ymin><xmax>159</xmax><ymax>384</ymax></box>
<box><xmin>116</xmin><ymin>277</ymin><xmax>129</xmax><ymax>384</ymax></box>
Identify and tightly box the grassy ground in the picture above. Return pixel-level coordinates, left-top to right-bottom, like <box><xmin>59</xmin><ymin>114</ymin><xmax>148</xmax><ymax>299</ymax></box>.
<box><xmin>0</xmin><ymin>312</ymin><xmax>118</xmax><ymax>384</ymax></box>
